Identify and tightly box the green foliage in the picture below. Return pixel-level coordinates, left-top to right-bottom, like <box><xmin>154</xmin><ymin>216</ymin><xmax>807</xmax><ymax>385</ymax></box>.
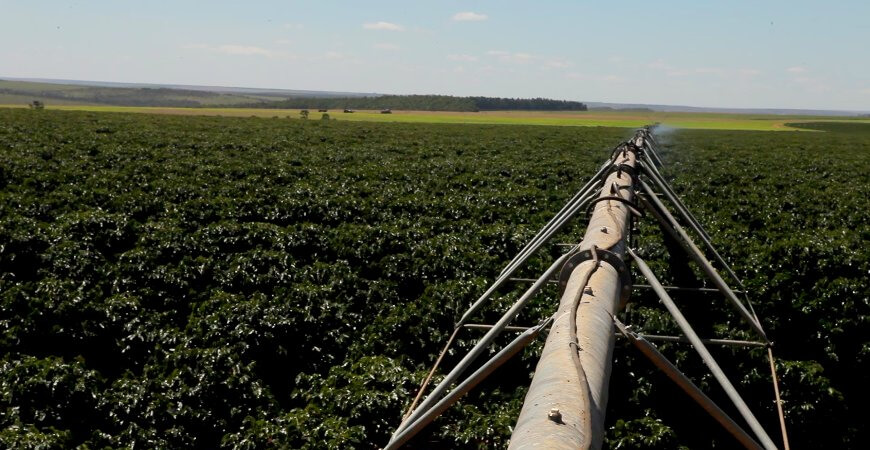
<box><xmin>608</xmin><ymin>410</ymin><xmax>685</xmax><ymax>449</ymax></box>
<box><xmin>0</xmin><ymin>109</ymin><xmax>866</xmax><ymax>448</ymax></box>
<box><xmin>785</xmin><ymin>121</ymin><xmax>870</xmax><ymax>134</ymax></box>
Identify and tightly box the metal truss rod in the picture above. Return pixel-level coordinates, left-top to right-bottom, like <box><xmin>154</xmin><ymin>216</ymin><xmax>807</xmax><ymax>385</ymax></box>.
<box><xmin>392</xmin><ymin>251</ymin><xmax>573</xmax><ymax>440</ymax></box>
<box><xmin>637</xmin><ymin>181</ymin><xmax>768</xmax><ymax>342</ymax></box>
<box><xmin>633</xmin><ymin>284</ymin><xmax>745</xmax><ymax>295</ymax></box>
<box><xmin>500</xmin><ymin>161</ymin><xmax>612</xmax><ymax>277</ymax></box>
<box><xmin>401</xmin><ymin>327</ymin><xmax>460</xmax><ymax>421</ymax></box>
<box><xmin>385</xmin><ymin>320</ymin><xmax>550</xmax><ymax>450</ymax></box>
<box><xmin>508</xmin><ymin>277</ymin><xmax>560</xmax><ymax>285</ymax></box>
<box><xmin>494</xmin><ymin>187</ymin><xmax>598</xmax><ymax>283</ymax></box>
<box><xmin>613</xmin><ymin>317</ymin><xmax>764</xmax><ymax>450</ymax></box>
<box><xmin>456</xmin><ymin>183</ymin><xmax>595</xmax><ymax>327</ymax></box>
<box><xmin>640</xmin><ymin>159</ymin><xmax>746</xmax><ymax>290</ymax></box>
<box><xmin>463</xmin><ymin>323</ymin><xmax>532</xmax><ymax>332</ymax></box>
<box><xmin>636</xmin><ymin>148</ymin><xmax>712</xmax><ymax>241</ymax></box>
<box><xmin>638</xmin><ymin>157</ymin><xmax>713</xmax><ymax>245</ymax></box>
<box><xmin>638</xmin><ymin>130</ymin><xmax>665</xmax><ymax>169</ymax></box>
<box><xmin>615</xmin><ymin>332</ymin><xmax>767</xmax><ymax>348</ymax></box>
<box><xmin>767</xmin><ymin>347</ymin><xmax>791</xmax><ymax>450</ymax></box>
<box><xmin>629</xmin><ymin>248</ymin><xmax>778</xmax><ymax>450</ymax></box>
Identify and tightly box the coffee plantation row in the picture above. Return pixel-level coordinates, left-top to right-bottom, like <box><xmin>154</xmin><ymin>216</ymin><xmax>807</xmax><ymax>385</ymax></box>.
<box><xmin>1</xmin><ymin>109</ymin><xmax>867</xmax><ymax>448</ymax></box>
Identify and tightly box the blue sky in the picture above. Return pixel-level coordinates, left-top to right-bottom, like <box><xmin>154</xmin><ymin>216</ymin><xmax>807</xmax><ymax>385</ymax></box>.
<box><xmin>2</xmin><ymin>1</ymin><xmax>868</xmax><ymax>110</ymax></box>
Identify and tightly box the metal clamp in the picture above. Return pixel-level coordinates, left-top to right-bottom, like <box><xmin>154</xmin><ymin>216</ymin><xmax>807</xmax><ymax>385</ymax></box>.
<box><xmin>604</xmin><ymin>162</ymin><xmax>638</xmax><ymax>186</ymax></box>
<box><xmin>558</xmin><ymin>247</ymin><xmax>632</xmax><ymax>307</ymax></box>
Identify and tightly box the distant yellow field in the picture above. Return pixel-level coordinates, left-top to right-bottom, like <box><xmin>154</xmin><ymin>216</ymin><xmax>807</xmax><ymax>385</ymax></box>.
<box><xmin>2</xmin><ymin>104</ymin><xmax>868</xmax><ymax>131</ymax></box>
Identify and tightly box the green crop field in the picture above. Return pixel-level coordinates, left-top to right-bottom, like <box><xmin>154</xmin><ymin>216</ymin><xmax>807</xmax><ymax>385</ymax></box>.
<box><xmin>0</xmin><ymin>109</ymin><xmax>867</xmax><ymax>448</ymax></box>
<box><xmin>3</xmin><ymin>103</ymin><xmax>869</xmax><ymax>131</ymax></box>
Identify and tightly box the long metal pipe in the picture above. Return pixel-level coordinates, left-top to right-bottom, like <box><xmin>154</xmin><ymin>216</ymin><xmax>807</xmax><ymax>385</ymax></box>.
<box><xmin>509</xmin><ymin>137</ymin><xmax>639</xmax><ymax>449</ymax></box>
<box><xmin>629</xmin><ymin>249</ymin><xmax>778</xmax><ymax>450</ymax></box>
<box><xmin>613</xmin><ymin>318</ymin><xmax>764</xmax><ymax>450</ymax></box>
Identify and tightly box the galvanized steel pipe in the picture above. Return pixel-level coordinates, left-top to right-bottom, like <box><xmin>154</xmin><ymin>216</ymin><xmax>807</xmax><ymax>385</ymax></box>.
<box><xmin>509</xmin><ymin>138</ymin><xmax>639</xmax><ymax>449</ymax></box>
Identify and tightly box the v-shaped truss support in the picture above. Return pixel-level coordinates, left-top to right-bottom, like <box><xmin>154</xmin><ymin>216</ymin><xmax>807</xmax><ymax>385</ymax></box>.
<box><xmin>385</xmin><ymin>127</ymin><xmax>789</xmax><ymax>450</ymax></box>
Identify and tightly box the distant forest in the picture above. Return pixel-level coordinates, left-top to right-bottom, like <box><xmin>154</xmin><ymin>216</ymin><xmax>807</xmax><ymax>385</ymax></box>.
<box><xmin>241</xmin><ymin>95</ymin><xmax>588</xmax><ymax>112</ymax></box>
<box><xmin>0</xmin><ymin>80</ymin><xmax>589</xmax><ymax>111</ymax></box>
<box><xmin>0</xmin><ymin>87</ymin><xmax>214</xmax><ymax>107</ymax></box>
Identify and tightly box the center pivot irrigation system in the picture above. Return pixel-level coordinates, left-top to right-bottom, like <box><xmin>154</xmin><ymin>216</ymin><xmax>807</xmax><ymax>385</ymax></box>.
<box><xmin>384</xmin><ymin>127</ymin><xmax>792</xmax><ymax>449</ymax></box>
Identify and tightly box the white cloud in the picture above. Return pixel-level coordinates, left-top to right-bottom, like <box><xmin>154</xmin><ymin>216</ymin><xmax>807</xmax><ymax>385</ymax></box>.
<box><xmin>607</xmin><ymin>56</ymin><xmax>624</xmax><ymax>64</ymax></box>
<box><xmin>323</xmin><ymin>51</ymin><xmax>344</xmax><ymax>60</ymax></box>
<box><xmin>452</xmin><ymin>12</ymin><xmax>488</xmax><ymax>22</ymax></box>
<box><xmin>859</xmin><ymin>88</ymin><xmax>870</xmax><ymax>95</ymax></box>
<box><xmin>646</xmin><ymin>59</ymin><xmax>673</xmax><ymax>70</ymax></box>
<box><xmin>374</xmin><ymin>43</ymin><xmax>400</xmax><ymax>50</ymax></box>
<box><xmin>790</xmin><ymin>75</ymin><xmax>830</xmax><ymax>93</ymax></box>
<box><xmin>786</xmin><ymin>66</ymin><xmax>807</xmax><ymax>73</ymax></box>
<box><xmin>448</xmin><ymin>54</ymin><xmax>478</xmax><ymax>62</ymax></box>
<box><xmin>275</xmin><ymin>39</ymin><xmax>292</xmax><ymax>46</ymax></box>
<box><xmin>363</xmin><ymin>21</ymin><xmax>404</xmax><ymax>31</ymax></box>
<box><xmin>646</xmin><ymin>62</ymin><xmax>734</xmax><ymax>77</ymax></box>
<box><xmin>506</xmin><ymin>53</ymin><xmax>533</xmax><ymax>63</ymax></box>
<box><xmin>545</xmin><ymin>59</ymin><xmax>574</xmax><ymax>69</ymax></box>
<box><xmin>216</xmin><ymin>45</ymin><xmax>274</xmax><ymax>57</ymax></box>
<box><xmin>738</xmin><ymin>68</ymin><xmax>762</xmax><ymax>76</ymax></box>
<box><xmin>183</xmin><ymin>43</ymin><xmax>277</xmax><ymax>58</ymax></box>
<box><xmin>487</xmin><ymin>50</ymin><xmax>533</xmax><ymax>64</ymax></box>
<box><xmin>601</xmin><ymin>74</ymin><xmax>627</xmax><ymax>82</ymax></box>
<box><xmin>567</xmin><ymin>73</ymin><xmax>627</xmax><ymax>83</ymax></box>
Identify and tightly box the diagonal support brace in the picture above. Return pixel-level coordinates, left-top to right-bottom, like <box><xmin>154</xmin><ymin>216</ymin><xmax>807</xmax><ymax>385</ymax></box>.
<box><xmin>636</xmin><ymin>180</ymin><xmax>767</xmax><ymax>342</ymax></box>
<box><xmin>613</xmin><ymin>317</ymin><xmax>764</xmax><ymax>450</ymax></box>
<box><xmin>385</xmin><ymin>318</ymin><xmax>551</xmax><ymax>449</ymax></box>
<box><xmin>628</xmin><ymin>248</ymin><xmax>778</xmax><ymax>450</ymax></box>
<box><xmin>639</xmin><ymin>159</ymin><xmax>746</xmax><ymax>290</ymax></box>
<box><xmin>392</xmin><ymin>249</ymin><xmax>574</xmax><ymax>440</ymax></box>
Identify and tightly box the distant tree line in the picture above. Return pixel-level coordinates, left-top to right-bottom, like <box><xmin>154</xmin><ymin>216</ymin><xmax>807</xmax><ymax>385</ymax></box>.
<box><xmin>238</xmin><ymin>95</ymin><xmax>588</xmax><ymax>112</ymax></box>
<box><xmin>1</xmin><ymin>82</ymin><xmax>588</xmax><ymax>111</ymax></box>
<box><xmin>0</xmin><ymin>87</ymin><xmax>214</xmax><ymax>108</ymax></box>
